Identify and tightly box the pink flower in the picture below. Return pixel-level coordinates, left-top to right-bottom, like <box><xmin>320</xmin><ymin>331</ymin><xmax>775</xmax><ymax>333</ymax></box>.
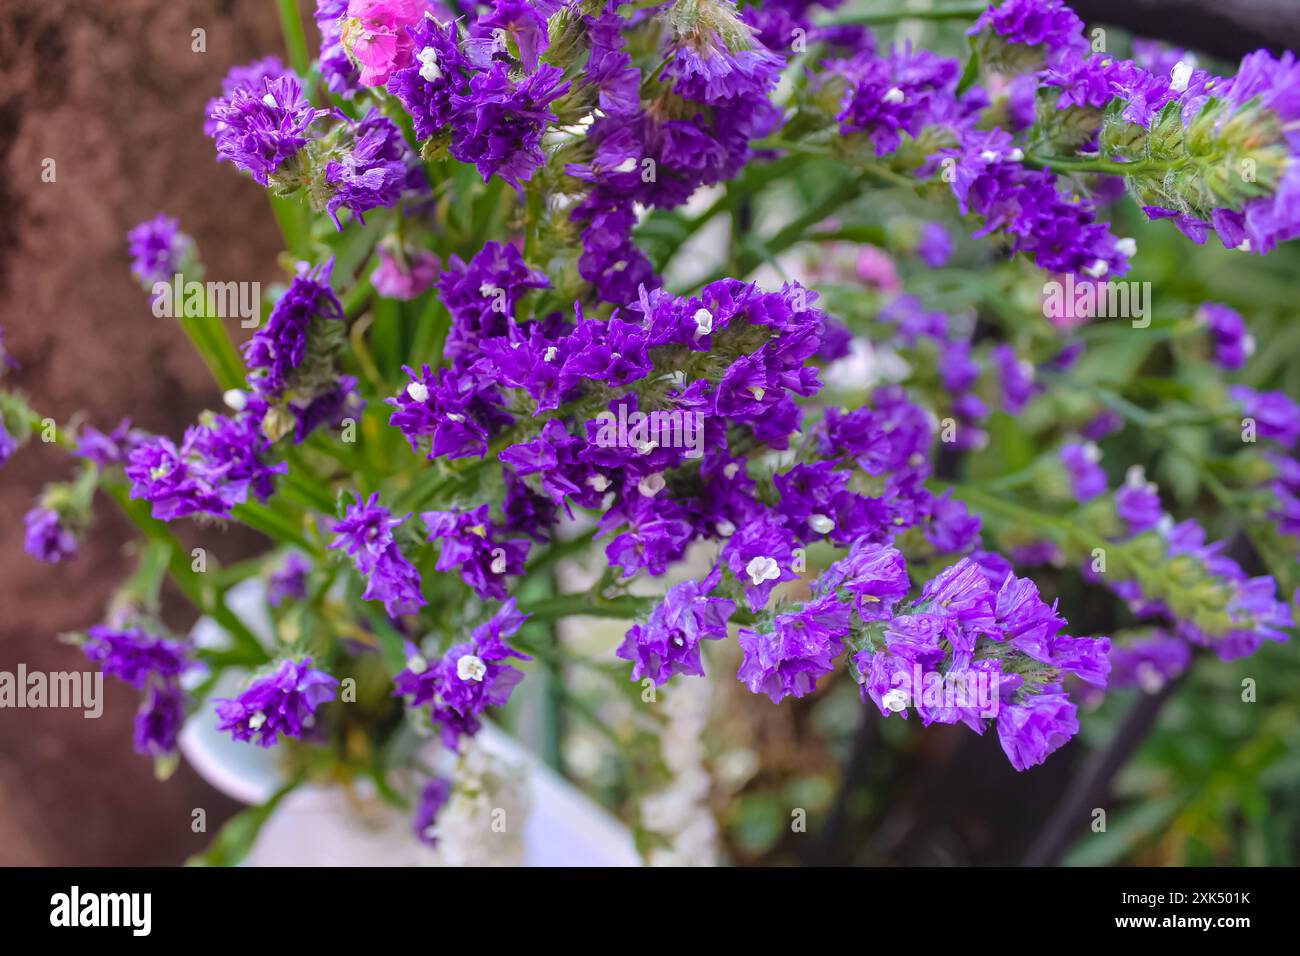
<box><xmin>345</xmin><ymin>0</ymin><xmax>429</xmax><ymax>87</ymax></box>
<box><xmin>855</xmin><ymin>246</ymin><xmax>901</xmax><ymax>292</ymax></box>
<box><xmin>373</xmin><ymin>244</ymin><xmax>440</xmax><ymax>299</ymax></box>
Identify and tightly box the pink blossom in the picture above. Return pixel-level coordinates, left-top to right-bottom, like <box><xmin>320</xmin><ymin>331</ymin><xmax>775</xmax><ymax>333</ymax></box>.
<box><xmin>345</xmin><ymin>0</ymin><xmax>429</xmax><ymax>87</ymax></box>
<box><xmin>855</xmin><ymin>246</ymin><xmax>901</xmax><ymax>292</ymax></box>
<box><xmin>373</xmin><ymin>244</ymin><xmax>441</xmax><ymax>300</ymax></box>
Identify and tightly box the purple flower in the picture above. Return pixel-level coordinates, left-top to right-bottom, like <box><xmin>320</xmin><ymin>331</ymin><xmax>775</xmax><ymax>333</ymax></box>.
<box><xmin>1108</xmin><ymin>632</ymin><xmax>1191</xmax><ymax>692</ymax></box>
<box><xmin>207</xmin><ymin>74</ymin><xmax>326</xmax><ymax>184</ymax></box>
<box><xmin>0</xmin><ymin>421</ymin><xmax>16</xmax><ymax>469</ymax></box>
<box><xmin>917</xmin><ymin>221</ymin><xmax>953</xmax><ymax>267</ymax></box>
<box><xmin>438</xmin><ymin>241</ymin><xmax>550</xmax><ymax>360</ymax></box>
<box><xmin>389</xmin><ymin>363</ymin><xmax>513</xmax><ymax>461</ymax></box>
<box><xmin>331</xmin><ymin>493</ymin><xmax>427</xmax><ymax>617</ymax></box>
<box><xmin>737</xmin><ymin>595</ymin><xmax>850</xmax><ymax>703</ymax></box>
<box><xmin>1060</xmin><ymin>441</ymin><xmax>1107</xmax><ymax>501</ymax></box>
<box><xmin>969</xmin><ymin>0</ymin><xmax>1087</xmax><ymax>66</ymax></box>
<box><xmin>215</xmin><ymin>658</ymin><xmax>339</xmax><ymax>747</ymax></box>
<box><xmin>1116</xmin><ymin>467</ymin><xmax>1163</xmax><ymax>535</ymax></box>
<box><xmin>817</xmin><ymin>541</ymin><xmax>912</xmax><ymax>622</ymax></box>
<box><xmin>203</xmin><ymin>56</ymin><xmax>290</xmax><ymax>136</ymax></box>
<box><xmin>925</xmin><ymin>490</ymin><xmax>982</xmax><ymax>554</ymax></box>
<box><xmin>721</xmin><ymin>514</ymin><xmax>800</xmax><ymax>611</ymax></box>
<box><xmin>833</xmin><ymin>44</ymin><xmax>962</xmax><ymax>155</ymax></box>
<box><xmin>1230</xmin><ymin>385</ymin><xmax>1300</xmax><ymax>446</ymax></box>
<box><xmin>450</xmin><ymin>63</ymin><xmax>569</xmax><ymax>187</ymax></box>
<box><xmin>324</xmin><ymin>109</ymin><xmax>424</xmax><ymax>229</ymax></box>
<box><xmin>84</xmin><ymin>626</ymin><xmax>190</xmax><ymax>689</ymax></box>
<box><xmin>24</xmin><ymin>507</ymin><xmax>77</xmax><ymax>563</ymax></box>
<box><xmin>1200</xmin><ymin>303</ymin><xmax>1254</xmax><ymax>371</ymax></box>
<box><xmin>475</xmin><ymin>0</ymin><xmax>551</xmax><ymax>73</ymax></box>
<box><xmin>996</xmin><ymin>687</ymin><xmax>1078</xmax><ymax>771</ymax></box>
<box><xmin>393</xmin><ymin>599</ymin><xmax>532</xmax><ymax>749</ymax></box>
<box><xmin>992</xmin><ymin>343</ymin><xmax>1039</xmax><ymax>413</ymax></box>
<box><xmin>412</xmin><ymin>777</ymin><xmax>452</xmax><ymax>846</ymax></box>
<box><xmin>75</xmin><ymin>419</ymin><xmax>148</xmax><ymax>467</ymax></box>
<box><xmin>243</xmin><ymin>259</ymin><xmax>345</xmax><ymax>399</ymax></box>
<box><xmin>422</xmin><ymin>505</ymin><xmax>529</xmax><ymax>600</ymax></box>
<box><xmin>617</xmin><ymin>577</ymin><xmax>735</xmax><ymax>686</ymax></box>
<box><xmin>269</xmin><ymin>553</ymin><xmax>311</xmax><ymax>606</ymax></box>
<box><xmin>126</xmin><ymin>214</ymin><xmax>194</xmax><ymax>288</ymax></box>
<box><xmin>134</xmin><ymin>684</ymin><xmax>186</xmax><ymax>757</ymax></box>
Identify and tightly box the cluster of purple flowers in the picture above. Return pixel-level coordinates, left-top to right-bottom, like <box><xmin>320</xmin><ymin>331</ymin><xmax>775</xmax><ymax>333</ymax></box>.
<box><xmin>84</xmin><ymin>625</ymin><xmax>193</xmax><ymax>757</ymax></box>
<box><xmin>386</xmin><ymin>13</ymin><xmax>569</xmax><ymax>188</ymax></box>
<box><xmin>215</xmin><ymin>658</ymin><xmax>339</xmax><ymax>747</ymax></box>
<box><xmin>393</xmin><ymin>599</ymin><xmax>531</xmax><ymax>749</ymax></box>
<box><xmin>126</xmin><ymin>214</ymin><xmax>194</xmax><ymax>289</ymax></box>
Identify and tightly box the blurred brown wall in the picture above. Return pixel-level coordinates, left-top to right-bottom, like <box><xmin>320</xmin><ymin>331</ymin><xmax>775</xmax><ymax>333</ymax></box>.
<box><xmin>0</xmin><ymin>0</ymin><xmax>297</xmax><ymax>865</ymax></box>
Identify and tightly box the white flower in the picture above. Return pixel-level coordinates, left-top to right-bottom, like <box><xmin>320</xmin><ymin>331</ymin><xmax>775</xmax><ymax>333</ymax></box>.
<box><xmin>586</xmin><ymin>474</ymin><xmax>611</xmax><ymax>493</ymax></box>
<box><xmin>745</xmin><ymin>555</ymin><xmax>781</xmax><ymax>586</ymax></box>
<box><xmin>716</xmin><ymin>519</ymin><xmax>736</xmax><ymax>537</ymax></box>
<box><xmin>417</xmin><ymin>47</ymin><xmax>442</xmax><ymax>82</ymax></box>
<box><xmin>406</xmin><ymin>381</ymin><xmax>430</xmax><ymax>403</ymax></box>
<box><xmin>1170</xmin><ymin>60</ymin><xmax>1194</xmax><ymax>93</ymax></box>
<box><xmin>456</xmin><ymin>654</ymin><xmax>487</xmax><ymax>682</ymax></box>
<box><xmin>1116</xmin><ymin>237</ymin><xmax>1137</xmax><ymax>257</ymax></box>
<box><xmin>223</xmin><ymin>388</ymin><xmax>247</xmax><ymax>412</ymax></box>
<box><xmin>882</xmin><ymin>689</ymin><xmax>909</xmax><ymax>713</ymax></box>
<box><xmin>883</xmin><ymin>87</ymin><xmax>905</xmax><ymax>104</ymax></box>
<box><xmin>638</xmin><ymin>473</ymin><xmax>666</xmax><ymax>497</ymax></box>
<box><xmin>693</xmin><ymin>307</ymin><xmax>714</xmax><ymax>338</ymax></box>
<box><xmin>808</xmin><ymin>514</ymin><xmax>835</xmax><ymax>535</ymax></box>
<box><xmin>406</xmin><ymin>654</ymin><xmax>428</xmax><ymax>675</ymax></box>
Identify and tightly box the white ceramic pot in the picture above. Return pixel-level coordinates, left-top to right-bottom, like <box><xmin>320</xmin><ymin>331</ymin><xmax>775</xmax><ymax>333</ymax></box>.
<box><xmin>179</xmin><ymin>580</ymin><xmax>640</xmax><ymax>866</ymax></box>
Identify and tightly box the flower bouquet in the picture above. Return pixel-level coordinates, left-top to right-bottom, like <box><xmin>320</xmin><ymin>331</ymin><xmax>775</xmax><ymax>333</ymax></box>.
<box><xmin>3</xmin><ymin>0</ymin><xmax>1298</xmax><ymax>866</ymax></box>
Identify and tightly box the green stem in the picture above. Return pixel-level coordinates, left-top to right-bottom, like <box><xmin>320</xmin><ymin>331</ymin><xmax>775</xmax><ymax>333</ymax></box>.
<box><xmin>826</xmin><ymin>3</ymin><xmax>990</xmax><ymax>25</ymax></box>
<box><xmin>276</xmin><ymin>0</ymin><xmax>312</xmax><ymax>78</ymax></box>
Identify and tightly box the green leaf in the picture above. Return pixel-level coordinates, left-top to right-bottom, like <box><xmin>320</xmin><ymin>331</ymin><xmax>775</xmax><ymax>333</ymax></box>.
<box><xmin>187</xmin><ymin>777</ymin><xmax>302</xmax><ymax>867</ymax></box>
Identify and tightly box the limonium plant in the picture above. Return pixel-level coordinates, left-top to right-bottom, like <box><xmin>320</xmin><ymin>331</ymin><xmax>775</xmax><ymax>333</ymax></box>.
<box><xmin>3</xmin><ymin>0</ymin><xmax>1298</xmax><ymax>862</ymax></box>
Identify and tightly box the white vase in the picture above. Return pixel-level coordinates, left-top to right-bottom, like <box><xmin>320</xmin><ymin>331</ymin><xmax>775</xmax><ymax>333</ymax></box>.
<box><xmin>179</xmin><ymin>580</ymin><xmax>640</xmax><ymax>867</ymax></box>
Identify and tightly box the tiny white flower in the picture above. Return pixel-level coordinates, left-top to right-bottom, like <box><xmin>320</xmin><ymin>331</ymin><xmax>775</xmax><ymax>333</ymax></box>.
<box><xmin>1236</xmin><ymin>239</ymin><xmax>1252</xmax><ymax>252</ymax></box>
<box><xmin>479</xmin><ymin>282</ymin><xmax>498</xmax><ymax>298</ymax></box>
<box><xmin>748</xmin><ymin>385</ymin><xmax>766</xmax><ymax>401</ymax></box>
<box><xmin>406</xmin><ymin>381</ymin><xmax>430</xmax><ymax>403</ymax></box>
<box><xmin>261</xmin><ymin>93</ymin><xmax>277</xmax><ymax>108</ymax></box>
<box><xmin>1243</xmin><ymin>334</ymin><xmax>1256</xmax><ymax>357</ymax></box>
<box><xmin>1082</xmin><ymin>441</ymin><xmax>1102</xmax><ymax>463</ymax></box>
<box><xmin>716</xmin><ymin>519</ymin><xmax>736</xmax><ymax>537</ymax></box>
<box><xmin>808</xmin><ymin>514</ymin><xmax>835</xmax><ymax>535</ymax></box>
<box><xmin>745</xmin><ymin>555</ymin><xmax>781</xmax><ymax>587</ymax></box>
<box><xmin>980</xmin><ymin>149</ymin><xmax>1000</xmax><ymax>163</ymax></box>
<box><xmin>446</xmin><ymin>412</ymin><xmax>465</xmax><ymax>423</ymax></box>
<box><xmin>1125</xmin><ymin>465</ymin><xmax>1147</xmax><ymax>487</ymax></box>
<box><xmin>1170</xmin><ymin>60</ymin><xmax>1194</xmax><ymax>93</ymax></box>
<box><xmin>417</xmin><ymin>47</ymin><xmax>443</xmax><ymax>82</ymax></box>
<box><xmin>634</xmin><ymin>438</ymin><xmax>659</xmax><ymax>455</ymax></box>
<box><xmin>613</xmin><ymin>156</ymin><xmax>638</xmax><ymax>173</ymax></box>
<box><xmin>406</xmin><ymin>654</ymin><xmax>429</xmax><ymax>675</ymax></box>
<box><xmin>587</xmin><ymin>474</ymin><xmax>611</xmax><ymax>493</ymax></box>
<box><xmin>693</xmin><ymin>307</ymin><xmax>714</xmax><ymax>338</ymax></box>
<box><xmin>638</xmin><ymin>472</ymin><xmax>666</xmax><ymax>497</ymax></box>
<box><xmin>223</xmin><ymin>388</ymin><xmax>248</xmax><ymax>412</ymax></box>
<box><xmin>723</xmin><ymin>462</ymin><xmax>740</xmax><ymax>480</ymax></box>
<box><xmin>456</xmin><ymin>654</ymin><xmax>487</xmax><ymax>683</ymax></box>
<box><xmin>248</xmin><ymin>712</ymin><xmax>267</xmax><ymax>730</ymax></box>
<box><xmin>544</xmin><ymin>346</ymin><xmax>558</xmax><ymax>362</ymax></box>
<box><xmin>882</xmin><ymin>689</ymin><xmax>909</xmax><ymax>713</ymax></box>
<box><xmin>1008</xmin><ymin>147</ymin><xmax>1024</xmax><ymax>162</ymax></box>
<box><xmin>883</xmin><ymin>87</ymin><xmax>905</xmax><ymax>104</ymax></box>
<box><xmin>1116</xmin><ymin>237</ymin><xmax>1138</xmax><ymax>257</ymax></box>
<box><xmin>1083</xmin><ymin>259</ymin><xmax>1109</xmax><ymax>278</ymax></box>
